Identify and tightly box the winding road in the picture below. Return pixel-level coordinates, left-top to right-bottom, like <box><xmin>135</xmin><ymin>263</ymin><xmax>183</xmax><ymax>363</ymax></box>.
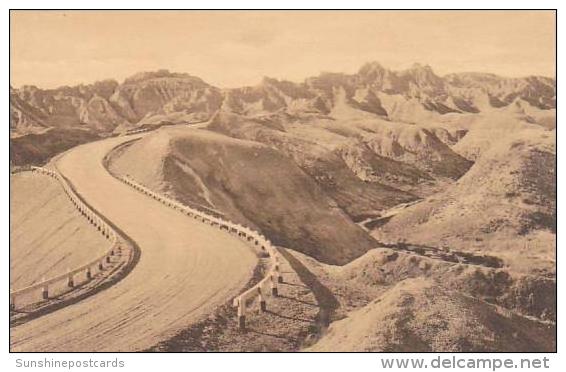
<box><xmin>10</xmin><ymin>133</ymin><xmax>257</xmax><ymax>352</ymax></box>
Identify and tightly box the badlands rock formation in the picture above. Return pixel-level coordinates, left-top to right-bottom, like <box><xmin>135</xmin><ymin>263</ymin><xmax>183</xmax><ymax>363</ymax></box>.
<box><xmin>10</xmin><ymin>63</ymin><xmax>555</xmax><ymax>167</ymax></box>
<box><xmin>10</xmin><ymin>63</ymin><xmax>555</xmax><ymax>137</ymax></box>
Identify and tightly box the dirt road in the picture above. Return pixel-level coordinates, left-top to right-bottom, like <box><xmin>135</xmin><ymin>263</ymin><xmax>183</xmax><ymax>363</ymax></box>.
<box><xmin>10</xmin><ymin>133</ymin><xmax>257</xmax><ymax>352</ymax></box>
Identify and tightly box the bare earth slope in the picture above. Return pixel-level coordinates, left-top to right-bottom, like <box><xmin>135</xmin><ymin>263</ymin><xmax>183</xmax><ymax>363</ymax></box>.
<box><xmin>10</xmin><ymin>134</ymin><xmax>256</xmax><ymax>352</ymax></box>
<box><xmin>285</xmin><ymin>246</ymin><xmax>555</xmax><ymax>352</ymax></box>
<box><xmin>307</xmin><ymin>278</ymin><xmax>554</xmax><ymax>352</ymax></box>
<box><xmin>10</xmin><ymin>172</ymin><xmax>108</xmax><ymax>289</ymax></box>
<box><xmin>374</xmin><ymin>112</ymin><xmax>555</xmax><ymax>275</ymax></box>
<box><xmin>207</xmin><ymin>111</ymin><xmax>471</xmax><ymax>213</ymax></box>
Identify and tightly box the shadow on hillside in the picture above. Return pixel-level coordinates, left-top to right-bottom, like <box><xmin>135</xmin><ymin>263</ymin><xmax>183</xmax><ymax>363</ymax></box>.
<box><xmin>278</xmin><ymin>248</ymin><xmax>340</xmax><ymax>332</ymax></box>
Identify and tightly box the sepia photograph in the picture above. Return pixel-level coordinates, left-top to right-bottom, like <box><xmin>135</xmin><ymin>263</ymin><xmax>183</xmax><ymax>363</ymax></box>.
<box><xmin>7</xmin><ymin>7</ymin><xmax>557</xmax><ymax>358</ymax></box>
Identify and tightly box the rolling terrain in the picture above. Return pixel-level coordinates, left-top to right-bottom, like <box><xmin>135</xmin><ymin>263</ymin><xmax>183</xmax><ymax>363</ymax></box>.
<box><xmin>288</xmin><ymin>247</ymin><xmax>555</xmax><ymax>352</ymax></box>
<box><xmin>307</xmin><ymin>278</ymin><xmax>554</xmax><ymax>352</ymax></box>
<box><xmin>373</xmin><ymin>110</ymin><xmax>556</xmax><ymax>275</ymax></box>
<box><xmin>10</xmin><ymin>61</ymin><xmax>556</xmax><ymax>352</ymax></box>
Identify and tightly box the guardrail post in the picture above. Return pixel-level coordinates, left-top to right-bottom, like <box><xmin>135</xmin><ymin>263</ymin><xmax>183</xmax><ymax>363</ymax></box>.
<box><xmin>275</xmin><ymin>264</ymin><xmax>283</xmax><ymax>283</ymax></box>
<box><xmin>42</xmin><ymin>278</ymin><xmax>49</xmax><ymax>299</ymax></box>
<box><xmin>258</xmin><ymin>288</ymin><xmax>266</xmax><ymax>312</ymax></box>
<box><xmin>106</xmin><ymin>255</ymin><xmax>111</xmax><ymax>263</ymax></box>
<box><xmin>86</xmin><ymin>266</ymin><xmax>92</xmax><ymax>279</ymax></box>
<box><xmin>237</xmin><ymin>299</ymin><xmax>246</xmax><ymax>331</ymax></box>
<box><xmin>271</xmin><ymin>273</ymin><xmax>278</xmax><ymax>297</ymax></box>
<box><xmin>10</xmin><ymin>290</ymin><xmax>15</xmax><ymax>311</ymax></box>
<box><xmin>99</xmin><ymin>260</ymin><xmax>104</xmax><ymax>271</ymax></box>
<box><xmin>67</xmin><ymin>270</ymin><xmax>74</xmax><ymax>288</ymax></box>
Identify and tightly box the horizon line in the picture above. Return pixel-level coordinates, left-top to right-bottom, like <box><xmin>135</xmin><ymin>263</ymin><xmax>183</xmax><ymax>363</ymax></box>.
<box><xmin>9</xmin><ymin>61</ymin><xmax>557</xmax><ymax>91</ymax></box>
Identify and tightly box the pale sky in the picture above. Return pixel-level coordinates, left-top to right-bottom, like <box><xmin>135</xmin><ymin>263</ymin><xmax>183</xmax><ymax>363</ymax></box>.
<box><xmin>10</xmin><ymin>10</ymin><xmax>556</xmax><ymax>89</ymax></box>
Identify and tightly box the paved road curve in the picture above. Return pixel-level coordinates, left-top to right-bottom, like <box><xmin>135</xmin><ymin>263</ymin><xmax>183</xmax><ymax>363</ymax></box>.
<box><xmin>10</xmin><ymin>134</ymin><xmax>257</xmax><ymax>352</ymax></box>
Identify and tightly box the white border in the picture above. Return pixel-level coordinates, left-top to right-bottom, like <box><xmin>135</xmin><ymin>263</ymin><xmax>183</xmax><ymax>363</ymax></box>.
<box><xmin>1</xmin><ymin>2</ymin><xmax>562</xmax><ymax>371</ymax></box>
